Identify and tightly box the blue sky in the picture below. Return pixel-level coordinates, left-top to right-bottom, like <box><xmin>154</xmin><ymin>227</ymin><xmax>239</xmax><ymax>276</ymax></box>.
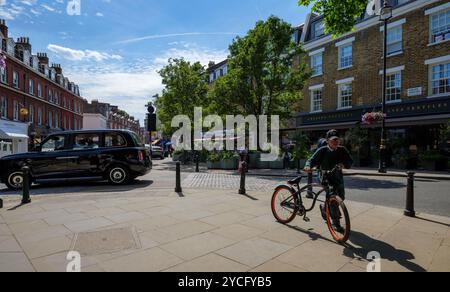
<box><xmin>0</xmin><ymin>0</ymin><xmax>310</xmax><ymax>123</ymax></box>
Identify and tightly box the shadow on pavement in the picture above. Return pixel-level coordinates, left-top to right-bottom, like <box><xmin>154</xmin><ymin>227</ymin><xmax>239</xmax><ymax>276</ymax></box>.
<box><xmin>414</xmin><ymin>216</ymin><xmax>450</xmax><ymax>228</ymax></box>
<box><xmin>284</xmin><ymin>221</ymin><xmax>427</xmax><ymax>272</ymax></box>
<box><xmin>0</xmin><ymin>180</ymin><xmax>154</xmax><ymax>196</ymax></box>
<box><xmin>344</xmin><ymin>231</ymin><xmax>427</xmax><ymax>272</ymax></box>
<box><xmin>346</xmin><ymin>177</ymin><xmax>406</xmax><ymax>190</ymax></box>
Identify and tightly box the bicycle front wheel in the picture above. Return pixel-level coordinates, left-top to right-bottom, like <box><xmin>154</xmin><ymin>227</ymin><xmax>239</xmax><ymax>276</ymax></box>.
<box><xmin>326</xmin><ymin>196</ymin><xmax>351</xmax><ymax>243</ymax></box>
<box><xmin>271</xmin><ymin>186</ymin><xmax>298</xmax><ymax>224</ymax></box>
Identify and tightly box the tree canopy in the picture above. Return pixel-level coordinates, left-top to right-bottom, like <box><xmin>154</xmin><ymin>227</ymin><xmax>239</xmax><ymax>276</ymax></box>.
<box><xmin>155</xmin><ymin>58</ymin><xmax>209</xmax><ymax>136</ymax></box>
<box><xmin>298</xmin><ymin>0</ymin><xmax>369</xmax><ymax>36</ymax></box>
<box><xmin>209</xmin><ymin>16</ymin><xmax>310</xmax><ymax>124</ymax></box>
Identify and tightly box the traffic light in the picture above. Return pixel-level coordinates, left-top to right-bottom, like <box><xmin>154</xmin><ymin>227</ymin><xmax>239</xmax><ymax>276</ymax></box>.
<box><xmin>147</xmin><ymin>113</ymin><xmax>157</xmax><ymax>132</ymax></box>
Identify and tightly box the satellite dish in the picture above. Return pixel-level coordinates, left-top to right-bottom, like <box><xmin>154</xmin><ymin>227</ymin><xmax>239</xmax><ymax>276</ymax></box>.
<box><xmin>366</xmin><ymin>0</ymin><xmax>382</xmax><ymax>16</ymax></box>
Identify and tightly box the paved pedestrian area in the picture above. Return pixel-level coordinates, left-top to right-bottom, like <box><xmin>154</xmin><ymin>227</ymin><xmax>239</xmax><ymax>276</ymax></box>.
<box><xmin>1</xmin><ymin>184</ymin><xmax>449</xmax><ymax>272</ymax></box>
<box><xmin>182</xmin><ymin>173</ymin><xmax>280</xmax><ymax>192</ymax></box>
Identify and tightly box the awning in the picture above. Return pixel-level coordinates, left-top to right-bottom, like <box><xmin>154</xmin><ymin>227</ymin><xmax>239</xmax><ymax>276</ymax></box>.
<box><xmin>0</xmin><ymin>121</ymin><xmax>29</xmax><ymax>139</ymax></box>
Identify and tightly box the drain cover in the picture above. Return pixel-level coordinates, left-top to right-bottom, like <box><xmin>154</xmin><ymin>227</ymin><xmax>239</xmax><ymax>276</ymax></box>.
<box><xmin>72</xmin><ymin>227</ymin><xmax>141</xmax><ymax>256</ymax></box>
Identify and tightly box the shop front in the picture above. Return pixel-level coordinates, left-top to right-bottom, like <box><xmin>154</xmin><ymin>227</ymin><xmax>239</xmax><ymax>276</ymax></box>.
<box><xmin>291</xmin><ymin>96</ymin><xmax>450</xmax><ymax>170</ymax></box>
<box><xmin>0</xmin><ymin>119</ymin><xmax>29</xmax><ymax>158</ymax></box>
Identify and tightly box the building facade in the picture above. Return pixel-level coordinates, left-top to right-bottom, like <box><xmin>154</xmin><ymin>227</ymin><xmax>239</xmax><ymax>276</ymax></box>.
<box><xmin>0</xmin><ymin>20</ymin><xmax>85</xmax><ymax>156</ymax></box>
<box><xmin>83</xmin><ymin>100</ymin><xmax>141</xmax><ymax>135</ymax></box>
<box><xmin>291</xmin><ymin>0</ymin><xmax>450</xmax><ymax>168</ymax></box>
<box><xmin>207</xmin><ymin>60</ymin><xmax>228</xmax><ymax>84</ymax></box>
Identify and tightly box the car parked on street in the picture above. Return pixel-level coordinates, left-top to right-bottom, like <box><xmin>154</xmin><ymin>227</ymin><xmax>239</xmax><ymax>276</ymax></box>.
<box><xmin>0</xmin><ymin>130</ymin><xmax>152</xmax><ymax>191</ymax></box>
<box><xmin>146</xmin><ymin>144</ymin><xmax>165</xmax><ymax>160</ymax></box>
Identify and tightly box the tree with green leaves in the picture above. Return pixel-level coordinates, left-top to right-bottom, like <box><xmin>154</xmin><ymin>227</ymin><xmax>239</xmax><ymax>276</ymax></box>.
<box><xmin>208</xmin><ymin>15</ymin><xmax>310</xmax><ymax>132</ymax></box>
<box><xmin>155</xmin><ymin>58</ymin><xmax>209</xmax><ymax>136</ymax></box>
<box><xmin>298</xmin><ymin>0</ymin><xmax>370</xmax><ymax>36</ymax></box>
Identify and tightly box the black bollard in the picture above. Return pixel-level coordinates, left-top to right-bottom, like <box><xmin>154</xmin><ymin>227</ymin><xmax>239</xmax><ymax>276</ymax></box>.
<box><xmin>404</xmin><ymin>172</ymin><xmax>416</xmax><ymax>217</ymax></box>
<box><xmin>21</xmin><ymin>165</ymin><xmax>31</xmax><ymax>205</ymax></box>
<box><xmin>239</xmin><ymin>162</ymin><xmax>247</xmax><ymax>195</ymax></box>
<box><xmin>175</xmin><ymin>162</ymin><xmax>182</xmax><ymax>193</ymax></box>
<box><xmin>0</xmin><ymin>198</ymin><xmax>3</xmax><ymax>209</ymax></box>
<box><xmin>195</xmin><ymin>152</ymin><xmax>200</xmax><ymax>173</ymax></box>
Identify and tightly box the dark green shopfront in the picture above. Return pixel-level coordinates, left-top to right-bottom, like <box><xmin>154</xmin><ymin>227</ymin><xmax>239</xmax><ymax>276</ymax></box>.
<box><xmin>286</xmin><ymin>96</ymin><xmax>450</xmax><ymax>171</ymax></box>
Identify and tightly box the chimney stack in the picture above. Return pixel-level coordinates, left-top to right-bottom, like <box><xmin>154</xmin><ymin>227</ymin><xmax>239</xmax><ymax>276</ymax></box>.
<box><xmin>51</xmin><ymin>63</ymin><xmax>62</xmax><ymax>75</ymax></box>
<box><xmin>0</xmin><ymin>19</ymin><xmax>8</xmax><ymax>39</ymax></box>
<box><xmin>16</xmin><ymin>37</ymin><xmax>32</xmax><ymax>52</ymax></box>
<box><xmin>37</xmin><ymin>52</ymin><xmax>49</xmax><ymax>65</ymax></box>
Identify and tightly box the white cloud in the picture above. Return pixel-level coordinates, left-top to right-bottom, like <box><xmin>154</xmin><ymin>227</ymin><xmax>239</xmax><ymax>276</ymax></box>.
<box><xmin>64</xmin><ymin>44</ymin><xmax>228</xmax><ymax>123</ymax></box>
<box><xmin>47</xmin><ymin>44</ymin><xmax>123</xmax><ymax>62</ymax></box>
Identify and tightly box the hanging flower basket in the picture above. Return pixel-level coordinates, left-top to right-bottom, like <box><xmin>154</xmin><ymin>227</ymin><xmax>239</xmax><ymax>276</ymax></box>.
<box><xmin>362</xmin><ymin>112</ymin><xmax>387</xmax><ymax>125</ymax></box>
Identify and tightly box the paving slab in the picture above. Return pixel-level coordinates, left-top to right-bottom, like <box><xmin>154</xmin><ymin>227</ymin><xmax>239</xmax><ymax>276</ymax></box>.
<box><xmin>165</xmin><ymin>253</ymin><xmax>250</xmax><ymax>272</ymax></box>
<box><xmin>0</xmin><ymin>235</ymin><xmax>23</xmax><ymax>252</ymax></box>
<box><xmin>64</xmin><ymin>217</ymin><xmax>115</xmax><ymax>233</ymax></box>
<box><xmin>0</xmin><ymin>252</ymin><xmax>35</xmax><ymax>272</ymax></box>
<box><xmin>160</xmin><ymin>232</ymin><xmax>235</xmax><ymax>261</ymax></box>
<box><xmin>276</xmin><ymin>239</ymin><xmax>352</xmax><ymax>272</ymax></box>
<box><xmin>216</xmin><ymin>238</ymin><xmax>291</xmax><ymax>268</ymax></box>
<box><xmin>99</xmin><ymin>247</ymin><xmax>183</xmax><ymax>272</ymax></box>
<box><xmin>251</xmin><ymin>259</ymin><xmax>309</xmax><ymax>272</ymax></box>
<box><xmin>211</xmin><ymin>224</ymin><xmax>265</xmax><ymax>242</ymax></box>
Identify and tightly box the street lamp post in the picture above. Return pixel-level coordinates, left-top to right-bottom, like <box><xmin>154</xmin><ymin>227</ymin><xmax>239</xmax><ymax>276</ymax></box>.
<box><xmin>379</xmin><ymin>0</ymin><xmax>392</xmax><ymax>174</ymax></box>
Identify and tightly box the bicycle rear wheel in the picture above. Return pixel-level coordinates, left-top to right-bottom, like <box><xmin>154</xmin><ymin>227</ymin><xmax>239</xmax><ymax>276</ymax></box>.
<box><xmin>325</xmin><ymin>196</ymin><xmax>351</xmax><ymax>243</ymax></box>
<box><xmin>271</xmin><ymin>186</ymin><xmax>298</xmax><ymax>224</ymax></box>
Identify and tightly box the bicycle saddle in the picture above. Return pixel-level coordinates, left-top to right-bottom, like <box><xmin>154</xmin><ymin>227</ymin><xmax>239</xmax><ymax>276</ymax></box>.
<box><xmin>288</xmin><ymin>176</ymin><xmax>303</xmax><ymax>185</ymax></box>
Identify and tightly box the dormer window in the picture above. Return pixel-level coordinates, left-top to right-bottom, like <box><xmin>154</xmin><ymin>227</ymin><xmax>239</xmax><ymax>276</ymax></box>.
<box><xmin>313</xmin><ymin>20</ymin><xmax>325</xmax><ymax>39</ymax></box>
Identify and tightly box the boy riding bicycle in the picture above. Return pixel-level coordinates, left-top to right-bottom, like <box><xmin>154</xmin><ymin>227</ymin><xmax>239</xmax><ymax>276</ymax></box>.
<box><xmin>304</xmin><ymin>130</ymin><xmax>353</xmax><ymax>227</ymax></box>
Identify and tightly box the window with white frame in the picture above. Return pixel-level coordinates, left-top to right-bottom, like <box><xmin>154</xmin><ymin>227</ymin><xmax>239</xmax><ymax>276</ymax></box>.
<box><xmin>430</xmin><ymin>9</ymin><xmax>450</xmax><ymax>44</ymax></box>
<box><xmin>13</xmin><ymin>71</ymin><xmax>19</xmax><ymax>88</ymax></box>
<box><xmin>37</xmin><ymin>83</ymin><xmax>42</xmax><ymax>98</ymax></box>
<box><xmin>339</xmin><ymin>44</ymin><xmax>353</xmax><ymax>69</ymax></box>
<box><xmin>0</xmin><ymin>96</ymin><xmax>7</xmax><ymax>119</ymax></box>
<box><xmin>311</xmin><ymin>88</ymin><xmax>323</xmax><ymax>112</ymax></box>
<box><xmin>38</xmin><ymin>108</ymin><xmax>42</xmax><ymax>125</ymax></box>
<box><xmin>0</xmin><ymin>67</ymin><xmax>6</xmax><ymax>83</ymax></box>
<box><xmin>49</xmin><ymin>89</ymin><xmax>53</xmax><ymax>103</ymax></box>
<box><xmin>29</xmin><ymin>104</ymin><xmax>34</xmax><ymax>124</ymax></box>
<box><xmin>13</xmin><ymin>100</ymin><xmax>19</xmax><ymax>121</ymax></box>
<box><xmin>386</xmin><ymin>72</ymin><xmax>402</xmax><ymax>102</ymax></box>
<box><xmin>29</xmin><ymin>79</ymin><xmax>34</xmax><ymax>95</ymax></box>
<box><xmin>387</xmin><ymin>26</ymin><xmax>403</xmax><ymax>56</ymax></box>
<box><xmin>431</xmin><ymin>62</ymin><xmax>450</xmax><ymax>95</ymax></box>
<box><xmin>311</xmin><ymin>53</ymin><xmax>323</xmax><ymax>76</ymax></box>
<box><xmin>338</xmin><ymin>83</ymin><xmax>353</xmax><ymax>109</ymax></box>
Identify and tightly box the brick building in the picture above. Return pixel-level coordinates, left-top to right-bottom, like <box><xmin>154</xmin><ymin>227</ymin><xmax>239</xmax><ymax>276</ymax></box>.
<box><xmin>0</xmin><ymin>20</ymin><xmax>85</xmax><ymax>156</ymax></box>
<box><xmin>83</xmin><ymin>100</ymin><xmax>141</xmax><ymax>135</ymax></box>
<box><xmin>290</xmin><ymin>0</ymin><xmax>450</xmax><ymax>168</ymax></box>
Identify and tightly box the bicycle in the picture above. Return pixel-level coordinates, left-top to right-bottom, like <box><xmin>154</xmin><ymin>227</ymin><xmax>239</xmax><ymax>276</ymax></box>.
<box><xmin>271</xmin><ymin>165</ymin><xmax>351</xmax><ymax>243</ymax></box>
